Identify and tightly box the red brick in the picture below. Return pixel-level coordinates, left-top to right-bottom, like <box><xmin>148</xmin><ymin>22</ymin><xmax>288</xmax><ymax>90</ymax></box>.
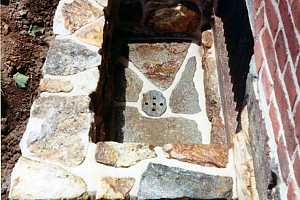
<box><xmin>279</xmin><ymin>0</ymin><xmax>300</xmax><ymax>64</ymax></box>
<box><xmin>295</xmin><ymin>102</ymin><xmax>300</xmax><ymax>144</ymax></box>
<box><xmin>287</xmin><ymin>178</ymin><xmax>299</xmax><ymax>200</ymax></box>
<box><xmin>296</xmin><ymin>61</ymin><xmax>300</xmax><ymax>85</ymax></box>
<box><xmin>255</xmin><ymin>8</ymin><xmax>264</xmax><ymax>36</ymax></box>
<box><xmin>291</xmin><ymin>0</ymin><xmax>300</xmax><ymax>34</ymax></box>
<box><xmin>254</xmin><ymin>40</ymin><xmax>264</xmax><ymax>72</ymax></box>
<box><xmin>284</xmin><ymin>63</ymin><xmax>298</xmax><ymax>108</ymax></box>
<box><xmin>269</xmin><ymin>100</ymin><xmax>281</xmax><ymax>142</ymax></box>
<box><xmin>275</xmin><ymin>30</ymin><xmax>288</xmax><ymax>72</ymax></box>
<box><xmin>261</xmin><ymin>66</ymin><xmax>273</xmax><ymax>105</ymax></box>
<box><xmin>262</xmin><ymin>30</ymin><xmax>277</xmax><ymax>77</ymax></box>
<box><xmin>293</xmin><ymin>153</ymin><xmax>300</xmax><ymax>186</ymax></box>
<box><xmin>277</xmin><ymin>136</ymin><xmax>291</xmax><ymax>183</ymax></box>
<box><xmin>265</xmin><ymin>0</ymin><xmax>279</xmax><ymax>38</ymax></box>
<box><xmin>274</xmin><ymin>71</ymin><xmax>297</xmax><ymax>157</ymax></box>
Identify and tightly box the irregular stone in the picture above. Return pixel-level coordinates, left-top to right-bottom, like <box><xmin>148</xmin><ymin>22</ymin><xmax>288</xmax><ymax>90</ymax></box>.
<box><xmin>62</xmin><ymin>0</ymin><xmax>103</xmax><ymax>33</ymax></box>
<box><xmin>202</xmin><ymin>30</ymin><xmax>213</xmax><ymax>48</ymax></box>
<box><xmin>9</xmin><ymin>157</ymin><xmax>87</xmax><ymax>199</ymax></box>
<box><xmin>142</xmin><ymin>90</ymin><xmax>167</xmax><ymax>117</ymax></box>
<box><xmin>129</xmin><ymin>43</ymin><xmax>189</xmax><ymax>90</ymax></box>
<box><xmin>21</xmin><ymin>96</ymin><xmax>91</xmax><ymax>166</ymax></box>
<box><xmin>116</xmin><ymin>107</ymin><xmax>202</xmax><ymax>145</ymax></box>
<box><xmin>95</xmin><ymin>142</ymin><xmax>156</xmax><ymax>167</ymax></box>
<box><xmin>99</xmin><ymin>177</ymin><xmax>135</xmax><ymax>199</ymax></box>
<box><xmin>114</xmin><ymin>67</ymin><xmax>143</xmax><ymax>102</ymax></box>
<box><xmin>163</xmin><ymin>144</ymin><xmax>228</xmax><ymax>167</ymax></box>
<box><xmin>210</xmin><ymin>116</ymin><xmax>227</xmax><ymax>144</ymax></box>
<box><xmin>74</xmin><ymin>18</ymin><xmax>104</xmax><ymax>47</ymax></box>
<box><xmin>169</xmin><ymin>56</ymin><xmax>201</xmax><ymax>114</ymax></box>
<box><xmin>39</xmin><ymin>79</ymin><xmax>73</xmax><ymax>93</ymax></box>
<box><xmin>146</xmin><ymin>4</ymin><xmax>200</xmax><ymax>33</ymax></box>
<box><xmin>43</xmin><ymin>39</ymin><xmax>101</xmax><ymax>76</ymax></box>
<box><xmin>138</xmin><ymin>163</ymin><xmax>233</xmax><ymax>199</ymax></box>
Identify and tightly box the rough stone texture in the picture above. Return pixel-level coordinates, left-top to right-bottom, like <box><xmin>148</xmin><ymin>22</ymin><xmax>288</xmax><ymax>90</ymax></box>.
<box><xmin>246</xmin><ymin>73</ymin><xmax>273</xmax><ymax>200</ymax></box>
<box><xmin>43</xmin><ymin>39</ymin><xmax>101</xmax><ymax>76</ymax></box>
<box><xmin>202</xmin><ymin>36</ymin><xmax>227</xmax><ymax>144</ymax></box>
<box><xmin>22</xmin><ymin>95</ymin><xmax>91</xmax><ymax>166</ymax></box>
<box><xmin>98</xmin><ymin>177</ymin><xmax>135</xmax><ymax>199</ymax></box>
<box><xmin>210</xmin><ymin>116</ymin><xmax>227</xmax><ymax>144</ymax></box>
<box><xmin>95</xmin><ymin>142</ymin><xmax>156</xmax><ymax>167</ymax></box>
<box><xmin>163</xmin><ymin>144</ymin><xmax>228</xmax><ymax>168</ymax></box>
<box><xmin>202</xmin><ymin>30</ymin><xmax>213</xmax><ymax>48</ymax></box>
<box><xmin>74</xmin><ymin>17</ymin><xmax>104</xmax><ymax>47</ymax></box>
<box><xmin>114</xmin><ymin>68</ymin><xmax>143</xmax><ymax>102</ymax></box>
<box><xmin>129</xmin><ymin>43</ymin><xmax>189</xmax><ymax>90</ymax></box>
<box><xmin>62</xmin><ymin>0</ymin><xmax>103</xmax><ymax>33</ymax></box>
<box><xmin>118</xmin><ymin>107</ymin><xmax>202</xmax><ymax>145</ymax></box>
<box><xmin>233</xmin><ymin>108</ymin><xmax>259</xmax><ymax>200</ymax></box>
<box><xmin>169</xmin><ymin>56</ymin><xmax>201</xmax><ymax>114</ymax></box>
<box><xmin>142</xmin><ymin>90</ymin><xmax>167</xmax><ymax>117</ymax></box>
<box><xmin>9</xmin><ymin>157</ymin><xmax>87</xmax><ymax>199</ymax></box>
<box><xmin>39</xmin><ymin>79</ymin><xmax>73</xmax><ymax>93</ymax></box>
<box><xmin>138</xmin><ymin>163</ymin><xmax>233</xmax><ymax>199</ymax></box>
<box><xmin>146</xmin><ymin>4</ymin><xmax>200</xmax><ymax>33</ymax></box>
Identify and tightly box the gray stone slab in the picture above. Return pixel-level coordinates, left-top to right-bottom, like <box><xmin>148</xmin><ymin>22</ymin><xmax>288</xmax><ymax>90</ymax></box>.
<box><xmin>115</xmin><ymin>68</ymin><xmax>143</xmax><ymax>102</ymax></box>
<box><xmin>138</xmin><ymin>163</ymin><xmax>233</xmax><ymax>199</ymax></box>
<box><xmin>117</xmin><ymin>107</ymin><xmax>202</xmax><ymax>145</ymax></box>
<box><xmin>43</xmin><ymin>39</ymin><xmax>101</xmax><ymax>76</ymax></box>
<box><xmin>142</xmin><ymin>90</ymin><xmax>166</xmax><ymax>117</ymax></box>
<box><xmin>169</xmin><ymin>56</ymin><xmax>201</xmax><ymax>114</ymax></box>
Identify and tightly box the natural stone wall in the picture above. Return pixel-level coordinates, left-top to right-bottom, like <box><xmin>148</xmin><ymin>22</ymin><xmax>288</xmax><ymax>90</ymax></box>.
<box><xmin>7</xmin><ymin>0</ymin><xmax>256</xmax><ymax>199</ymax></box>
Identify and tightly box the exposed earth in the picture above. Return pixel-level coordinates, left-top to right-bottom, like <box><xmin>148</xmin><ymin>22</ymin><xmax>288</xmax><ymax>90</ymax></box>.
<box><xmin>1</xmin><ymin>0</ymin><xmax>59</xmax><ymax>199</ymax></box>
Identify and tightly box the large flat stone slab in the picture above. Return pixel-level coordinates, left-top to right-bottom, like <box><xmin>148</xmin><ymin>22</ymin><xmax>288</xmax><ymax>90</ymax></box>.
<box><xmin>9</xmin><ymin>157</ymin><xmax>87</xmax><ymax>199</ymax></box>
<box><xmin>129</xmin><ymin>43</ymin><xmax>189</xmax><ymax>90</ymax></box>
<box><xmin>43</xmin><ymin>39</ymin><xmax>101</xmax><ymax>76</ymax></box>
<box><xmin>74</xmin><ymin>17</ymin><xmax>104</xmax><ymax>47</ymax></box>
<box><xmin>138</xmin><ymin>163</ymin><xmax>233</xmax><ymax>199</ymax></box>
<box><xmin>163</xmin><ymin>144</ymin><xmax>228</xmax><ymax>167</ymax></box>
<box><xmin>62</xmin><ymin>0</ymin><xmax>103</xmax><ymax>33</ymax></box>
<box><xmin>21</xmin><ymin>96</ymin><xmax>91</xmax><ymax>166</ymax></box>
<box><xmin>116</xmin><ymin>107</ymin><xmax>202</xmax><ymax>145</ymax></box>
<box><xmin>169</xmin><ymin>56</ymin><xmax>201</xmax><ymax>114</ymax></box>
<box><xmin>95</xmin><ymin>142</ymin><xmax>156</xmax><ymax>167</ymax></box>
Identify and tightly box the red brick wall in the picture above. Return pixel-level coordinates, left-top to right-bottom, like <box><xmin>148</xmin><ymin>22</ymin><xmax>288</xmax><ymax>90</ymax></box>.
<box><xmin>252</xmin><ymin>0</ymin><xmax>300</xmax><ymax>198</ymax></box>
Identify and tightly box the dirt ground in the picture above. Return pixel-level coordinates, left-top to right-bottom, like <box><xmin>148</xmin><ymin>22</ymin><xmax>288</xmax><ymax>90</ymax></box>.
<box><xmin>1</xmin><ymin>0</ymin><xmax>59</xmax><ymax>198</ymax></box>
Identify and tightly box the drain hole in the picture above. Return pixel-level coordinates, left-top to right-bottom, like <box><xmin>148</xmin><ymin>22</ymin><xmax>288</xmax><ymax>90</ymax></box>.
<box><xmin>145</xmin><ymin>102</ymin><xmax>148</xmax><ymax>105</ymax></box>
<box><xmin>160</xmin><ymin>103</ymin><xmax>163</xmax><ymax>106</ymax></box>
<box><xmin>153</xmin><ymin>103</ymin><xmax>156</xmax><ymax>105</ymax></box>
<box><xmin>152</xmin><ymin>108</ymin><xmax>155</xmax><ymax>111</ymax></box>
<box><xmin>153</xmin><ymin>97</ymin><xmax>156</xmax><ymax>100</ymax></box>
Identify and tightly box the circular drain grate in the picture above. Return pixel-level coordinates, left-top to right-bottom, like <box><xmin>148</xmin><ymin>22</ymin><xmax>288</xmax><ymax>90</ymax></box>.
<box><xmin>142</xmin><ymin>90</ymin><xmax>167</xmax><ymax>117</ymax></box>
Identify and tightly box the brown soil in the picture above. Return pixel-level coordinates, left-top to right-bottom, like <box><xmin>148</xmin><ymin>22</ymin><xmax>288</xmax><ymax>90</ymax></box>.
<box><xmin>1</xmin><ymin>0</ymin><xmax>59</xmax><ymax>199</ymax></box>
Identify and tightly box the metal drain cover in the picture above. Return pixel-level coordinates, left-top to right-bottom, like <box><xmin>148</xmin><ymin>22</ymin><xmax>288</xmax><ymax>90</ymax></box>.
<box><xmin>142</xmin><ymin>90</ymin><xmax>167</xmax><ymax>117</ymax></box>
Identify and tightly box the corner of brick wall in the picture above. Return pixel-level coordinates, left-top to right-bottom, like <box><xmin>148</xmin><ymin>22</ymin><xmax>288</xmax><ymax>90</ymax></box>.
<box><xmin>247</xmin><ymin>0</ymin><xmax>300</xmax><ymax>199</ymax></box>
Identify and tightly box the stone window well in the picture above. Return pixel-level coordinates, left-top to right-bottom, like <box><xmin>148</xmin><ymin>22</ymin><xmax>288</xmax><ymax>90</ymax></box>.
<box><xmin>93</xmin><ymin>0</ymin><xmax>234</xmax><ymax>145</ymax></box>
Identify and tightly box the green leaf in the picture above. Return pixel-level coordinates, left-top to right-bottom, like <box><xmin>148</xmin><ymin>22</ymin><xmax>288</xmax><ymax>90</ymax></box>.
<box><xmin>27</xmin><ymin>25</ymin><xmax>45</xmax><ymax>37</ymax></box>
<box><xmin>13</xmin><ymin>72</ymin><xmax>29</xmax><ymax>88</ymax></box>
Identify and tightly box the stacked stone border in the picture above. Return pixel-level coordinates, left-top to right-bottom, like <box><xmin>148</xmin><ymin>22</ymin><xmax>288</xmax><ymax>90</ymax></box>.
<box><xmin>8</xmin><ymin>0</ymin><xmax>262</xmax><ymax>199</ymax></box>
<box><xmin>245</xmin><ymin>0</ymin><xmax>300</xmax><ymax>199</ymax></box>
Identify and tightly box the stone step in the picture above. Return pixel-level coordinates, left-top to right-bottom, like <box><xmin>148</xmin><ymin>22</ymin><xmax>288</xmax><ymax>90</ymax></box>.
<box><xmin>138</xmin><ymin>163</ymin><xmax>233</xmax><ymax>199</ymax></box>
